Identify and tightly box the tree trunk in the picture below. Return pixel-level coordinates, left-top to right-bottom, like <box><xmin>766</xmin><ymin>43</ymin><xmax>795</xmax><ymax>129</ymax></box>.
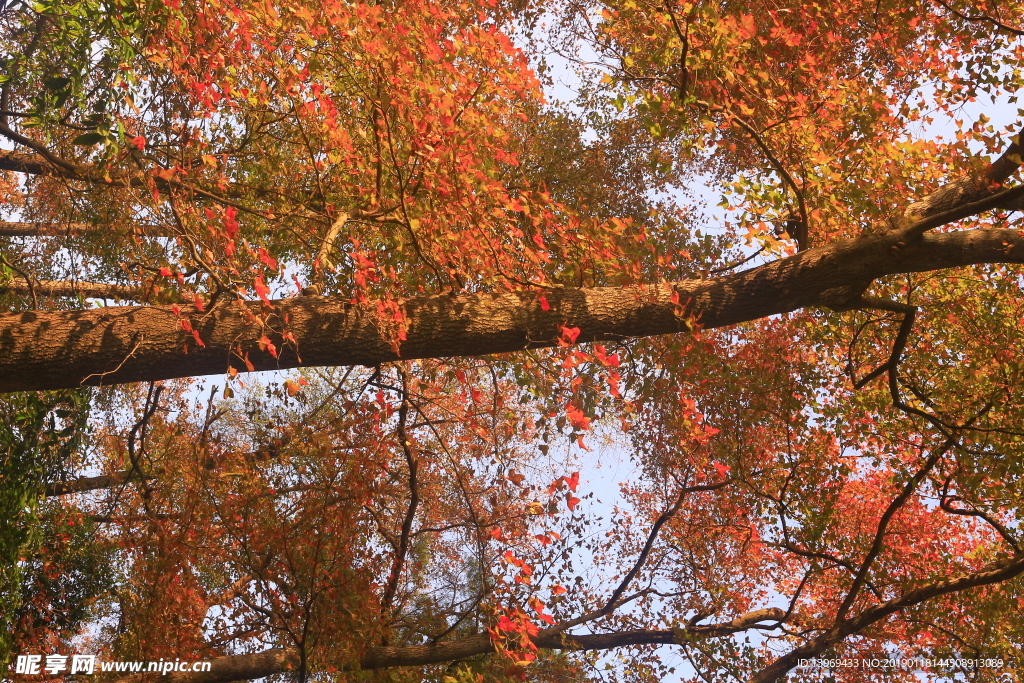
<box><xmin>0</xmin><ymin>224</ymin><xmax>1021</xmax><ymax>393</ymax></box>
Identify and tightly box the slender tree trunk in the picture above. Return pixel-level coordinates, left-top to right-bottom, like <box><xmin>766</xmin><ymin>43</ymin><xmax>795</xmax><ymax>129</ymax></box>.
<box><xmin>2</xmin><ymin>279</ymin><xmax>158</xmax><ymax>301</ymax></box>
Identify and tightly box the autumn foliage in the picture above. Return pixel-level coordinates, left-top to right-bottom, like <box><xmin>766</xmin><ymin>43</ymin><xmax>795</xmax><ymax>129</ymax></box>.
<box><xmin>1</xmin><ymin>0</ymin><xmax>1024</xmax><ymax>681</ymax></box>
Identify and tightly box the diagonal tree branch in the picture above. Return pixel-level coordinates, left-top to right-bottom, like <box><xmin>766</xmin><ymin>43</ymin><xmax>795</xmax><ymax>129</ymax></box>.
<box><xmin>104</xmin><ymin>607</ymin><xmax>794</xmax><ymax>683</ymax></box>
<box><xmin>834</xmin><ymin>438</ymin><xmax>954</xmax><ymax>620</ymax></box>
<box><xmin>932</xmin><ymin>0</ymin><xmax>1024</xmax><ymax>36</ymax></box>
<box><xmin>1</xmin><ymin>222</ymin><xmax>1023</xmax><ymax>393</ymax></box>
<box><xmin>750</xmin><ymin>550</ymin><xmax>1024</xmax><ymax>683</ymax></box>
<box><xmin>897</xmin><ymin>126</ymin><xmax>1022</xmax><ymax>232</ymax></box>
<box><xmin>380</xmin><ymin>384</ymin><xmax>420</xmax><ymax>615</ymax></box>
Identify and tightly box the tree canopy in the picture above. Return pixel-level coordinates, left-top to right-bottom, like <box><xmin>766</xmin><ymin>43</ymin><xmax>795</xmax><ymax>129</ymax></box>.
<box><xmin>2</xmin><ymin>0</ymin><xmax>1024</xmax><ymax>681</ymax></box>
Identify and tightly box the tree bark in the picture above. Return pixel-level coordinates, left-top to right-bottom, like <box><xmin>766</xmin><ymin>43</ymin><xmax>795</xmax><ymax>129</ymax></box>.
<box><xmin>103</xmin><ymin>647</ymin><xmax>299</xmax><ymax>683</ymax></box>
<box><xmin>0</xmin><ymin>223</ymin><xmax>1022</xmax><ymax>393</ymax></box>
<box><xmin>0</xmin><ymin>133</ymin><xmax>1020</xmax><ymax>393</ymax></box>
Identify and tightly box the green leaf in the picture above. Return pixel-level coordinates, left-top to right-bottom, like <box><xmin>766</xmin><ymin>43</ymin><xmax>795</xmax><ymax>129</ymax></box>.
<box><xmin>71</xmin><ymin>132</ymin><xmax>106</xmax><ymax>146</ymax></box>
<box><xmin>42</xmin><ymin>76</ymin><xmax>72</xmax><ymax>91</ymax></box>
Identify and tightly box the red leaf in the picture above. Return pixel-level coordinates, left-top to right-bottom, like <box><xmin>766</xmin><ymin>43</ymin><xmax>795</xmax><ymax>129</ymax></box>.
<box><xmin>565</xmin><ymin>404</ymin><xmax>590</xmax><ymax>431</ymax></box>
<box><xmin>739</xmin><ymin>14</ymin><xmax>757</xmax><ymax>39</ymax></box>
<box><xmin>559</xmin><ymin>325</ymin><xmax>580</xmax><ymax>344</ymax></box>
<box><xmin>224</xmin><ymin>206</ymin><xmax>239</xmax><ymax>238</ymax></box>
<box><xmin>254</xmin><ymin>276</ymin><xmax>272</xmax><ymax>305</ymax></box>
<box><xmin>608</xmin><ymin>371</ymin><xmax>621</xmax><ymax>397</ymax></box>
<box><xmin>258</xmin><ymin>335</ymin><xmax>278</xmax><ymax>358</ymax></box>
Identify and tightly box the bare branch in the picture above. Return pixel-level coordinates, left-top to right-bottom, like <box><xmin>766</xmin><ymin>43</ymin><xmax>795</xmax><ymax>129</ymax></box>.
<box><xmin>932</xmin><ymin>0</ymin><xmax>1024</xmax><ymax>36</ymax></box>
<box><xmin>2</xmin><ymin>278</ymin><xmax>163</xmax><ymax>301</ymax></box>
<box><xmin>835</xmin><ymin>438</ymin><xmax>953</xmax><ymax>620</ymax></box>
<box><xmin>381</xmin><ymin>382</ymin><xmax>420</xmax><ymax>614</ymax></box>
<box><xmin>315</xmin><ymin>211</ymin><xmax>349</xmax><ymax>272</ymax></box>
<box><xmin>45</xmin><ymin>470</ymin><xmax>155</xmax><ymax>496</ymax></box>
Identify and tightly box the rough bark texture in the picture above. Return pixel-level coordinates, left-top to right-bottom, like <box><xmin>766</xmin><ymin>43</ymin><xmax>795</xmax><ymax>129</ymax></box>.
<box><xmin>1</xmin><ymin>226</ymin><xmax>1023</xmax><ymax>392</ymax></box>
<box><xmin>8</xmin><ymin>118</ymin><xmax>1019</xmax><ymax>683</ymax></box>
<box><xmin>899</xmin><ymin>129</ymin><xmax>1022</xmax><ymax>228</ymax></box>
<box><xmin>0</xmin><ymin>150</ymin><xmax>51</xmax><ymax>176</ymax></box>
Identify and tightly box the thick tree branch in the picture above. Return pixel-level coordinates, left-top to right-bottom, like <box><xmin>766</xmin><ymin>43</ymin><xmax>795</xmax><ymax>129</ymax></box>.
<box><xmin>105</xmin><ymin>648</ymin><xmax>299</xmax><ymax>683</ymax></box>
<box><xmin>44</xmin><ymin>470</ymin><xmax>154</xmax><ymax>496</ymax></box>
<box><xmin>898</xmin><ymin>129</ymin><xmax>1023</xmax><ymax>231</ymax></box>
<box><xmin>105</xmin><ymin>608</ymin><xmax>792</xmax><ymax>683</ymax></box>
<box><xmin>0</xmin><ymin>150</ymin><xmax>268</xmax><ymax>218</ymax></box>
<box><xmin>1</xmin><ymin>223</ymin><xmax>1022</xmax><ymax>392</ymax></box>
<box><xmin>0</xmin><ymin>149</ymin><xmax>111</xmax><ymax>183</ymax></box>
